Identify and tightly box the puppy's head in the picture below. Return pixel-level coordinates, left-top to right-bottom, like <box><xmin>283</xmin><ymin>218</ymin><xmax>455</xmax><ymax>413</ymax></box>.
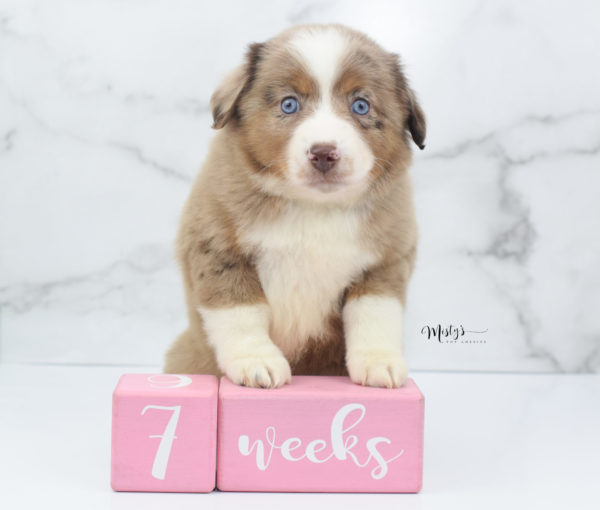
<box><xmin>211</xmin><ymin>24</ymin><xmax>426</xmax><ymax>204</ymax></box>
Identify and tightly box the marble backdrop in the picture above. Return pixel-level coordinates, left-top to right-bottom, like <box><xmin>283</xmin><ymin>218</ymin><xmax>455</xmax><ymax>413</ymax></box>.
<box><xmin>1</xmin><ymin>0</ymin><xmax>599</xmax><ymax>372</ymax></box>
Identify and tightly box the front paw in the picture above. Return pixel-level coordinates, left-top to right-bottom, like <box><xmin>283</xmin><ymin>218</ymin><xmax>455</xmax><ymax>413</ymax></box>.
<box><xmin>346</xmin><ymin>350</ymin><xmax>408</xmax><ymax>388</ymax></box>
<box><xmin>224</xmin><ymin>347</ymin><xmax>292</xmax><ymax>389</ymax></box>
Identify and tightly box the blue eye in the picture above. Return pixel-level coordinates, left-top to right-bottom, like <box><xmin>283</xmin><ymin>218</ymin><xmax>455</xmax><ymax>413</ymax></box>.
<box><xmin>281</xmin><ymin>97</ymin><xmax>299</xmax><ymax>114</ymax></box>
<box><xmin>351</xmin><ymin>98</ymin><xmax>370</xmax><ymax>115</ymax></box>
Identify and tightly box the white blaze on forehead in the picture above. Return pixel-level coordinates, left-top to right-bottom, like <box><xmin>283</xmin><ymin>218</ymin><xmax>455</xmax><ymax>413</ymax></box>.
<box><xmin>288</xmin><ymin>27</ymin><xmax>349</xmax><ymax>99</ymax></box>
<box><xmin>284</xmin><ymin>26</ymin><xmax>375</xmax><ymax>203</ymax></box>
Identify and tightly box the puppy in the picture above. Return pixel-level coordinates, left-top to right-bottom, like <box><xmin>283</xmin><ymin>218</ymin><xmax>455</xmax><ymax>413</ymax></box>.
<box><xmin>163</xmin><ymin>24</ymin><xmax>425</xmax><ymax>389</ymax></box>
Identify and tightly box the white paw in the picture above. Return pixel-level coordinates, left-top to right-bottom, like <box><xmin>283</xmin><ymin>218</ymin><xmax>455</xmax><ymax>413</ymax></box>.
<box><xmin>346</xmin><ymin>351</ymin><xmax>408</xmax><ymax>388</ymax></box>
<box><xmin>225</xmin><ymin>348</ymin><xmax>292</xmax><ymax>388</ymax></box>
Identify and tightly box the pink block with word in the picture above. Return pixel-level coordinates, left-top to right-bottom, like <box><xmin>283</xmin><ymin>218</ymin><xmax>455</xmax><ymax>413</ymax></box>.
<box><xmin>217</xmin><ymin>376</ymin><xmax>424</xmax><ymax>493</ymax></box>
<box><xmin>111</xmin><ymin>374</ymin><xmax>218</xmax><ymax>492</ymax></box>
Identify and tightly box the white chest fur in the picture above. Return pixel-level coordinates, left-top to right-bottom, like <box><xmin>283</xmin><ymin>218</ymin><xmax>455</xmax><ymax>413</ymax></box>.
<box><xmin>240</xmin><ymin>204</ymin><xmax>377</xmax><ymax>357</ymax></box>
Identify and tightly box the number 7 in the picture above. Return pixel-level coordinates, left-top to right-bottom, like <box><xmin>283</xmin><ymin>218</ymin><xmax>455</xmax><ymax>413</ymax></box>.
<box><xmin>141</xmin><ymin>405</ymin><xmax>182</xmax><ymax>480</ymax></box>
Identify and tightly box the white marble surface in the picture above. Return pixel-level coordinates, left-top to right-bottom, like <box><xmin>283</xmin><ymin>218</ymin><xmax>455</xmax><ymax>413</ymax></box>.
<box><xmin>0</xmin><ymin>365</ymin><xmax>599</xmax><ymax>509</ymax></box>
<box><xmin>1</xmin><ymin>1</ymin><xmax>599</xmax><ymax>371</ymax></box>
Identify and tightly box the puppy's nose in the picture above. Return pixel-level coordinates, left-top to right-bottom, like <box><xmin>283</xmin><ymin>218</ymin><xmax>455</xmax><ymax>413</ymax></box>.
<box><xmin>308</xmin><ymin>144</ymin><xmax>340</xmax><ymax>174</ymax></box>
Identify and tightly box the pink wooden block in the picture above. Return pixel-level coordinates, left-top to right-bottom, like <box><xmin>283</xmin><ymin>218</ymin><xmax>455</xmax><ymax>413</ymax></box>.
<box><xmin>217</xmin><ymin>376</ymin><xmax>424</xmax><ymax>493</ymax></box>
<box><xmin>111</xmin><ymin>374</ymin><xmax>218</xmax><ymax>492</ymax></box>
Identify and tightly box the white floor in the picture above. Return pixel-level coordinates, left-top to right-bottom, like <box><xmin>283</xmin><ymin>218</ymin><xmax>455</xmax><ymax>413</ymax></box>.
<box><xmin>0</xmin><ymin>365</ymin><xmax>598</xmax><ymax>510</ymax></box>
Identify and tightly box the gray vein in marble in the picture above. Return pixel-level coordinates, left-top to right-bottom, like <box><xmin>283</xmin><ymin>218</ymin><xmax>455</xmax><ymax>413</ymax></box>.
<box><xmin>469</xmin><ymin>254</ymin><xmax>561</xmax><ymax>371</ymax></box>
<box><xmin>581</xmin><ymin>343</ymin><xmax>600</xmax><ymax>372</ymax></box>
<box><xmin>107</xmin><ymin>141</ymin><xmax>191</xmax><ymax>183</ymax></box>
<box><xmin>120</xmin><ymin>91</ymin><xmax>210</xmax><ymax>118</ymax></box>
<box><xmin>427</xmin><ymin>110</ymin><xmax>600</xmax><ymax>372</ymax></box>
<box><xmin>0</xmin><ymin>13</ymin><xmax>9</xmax><ymax>30</ymax></box>
<box><xmin>480</xmin><ymin>174</ymin><xmax>544</xmax><ymax>367</ymax></box>
<box><xmin>428</xmin><ymin>112</ymin><xmax>600</xmax><ymax>371</ymax></box>
<box><xmin>0</xmin><ymin>12</ymin><xmax>55</xmax><ymax>54</ymax></box>
<box><xmin>1</xmin><ymin>8</ymin><xmax>210</xmax><ymax>122</ymax></box>
<box><xmin>501</xmin><ymin>142</ymin><xmax>600</xmax><ymax>166</ymax></box>
<box><xmin>460</xmin><ymin>143</ymin><xmax>537</xmax><ymax>265</ymax></box>
<box><xmin>4</xmin><ymin>90</ymin><xmax>191</xmax><ymax>183</ymax></box>
<box><xmin>482</xmin><ymin>216</ymin><xmax>536</xmax><ymax>264</ymax></box>
<box><xmin>426</xmin><ymin>110</ymin><xmax>600</xmax><ymax>161</ymax></box>
<box><xmin>471</xmin><ymin>186</ymin><xmax>542</xmax><ymax>368</ymax></box>
<box><xmin>431</xmin><ymin>109</ymin><xmax>600</xmax><ymax>269</ymax></box>
<box><xmin>0</xmin><ymin>251</ymin><xmax>174</xmax><ymax>315</ymax></box>
<box><xmin>491</xmin><ymin>146</ymin><xmax>536</xmax><ymax>262</ymax></box>
<box><xmin>521</xmin><ymin>110</ymin><xmax>600</xmax><ymax>126</ymax></box>
<box><xmin>0</xmin><ymin>128</ymin><xmax>16</xmax><ymax>153</ymax></box>
<box><xmin>0</xmin><ymin>13</ymin><xmax>16</xmax><ymax>38</ymax></box>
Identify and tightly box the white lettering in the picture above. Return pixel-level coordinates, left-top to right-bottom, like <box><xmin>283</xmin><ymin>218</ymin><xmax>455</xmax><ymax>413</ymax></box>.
<box><xmin>280</xmin><ymin>437</ymin><xmax>304</xmax><ymax>461</ymax></box>
<box><xmin>236</xmin><ymin>403</ymin><xmax>404</xmax><ymax>479</ymax></box>
<box><xmin>305</xmin><ymin>439</ymin><xmax>332</xmax><ymax>463</ymax></box>
<box><xmin>141</xmin><ymin>405</ymin><xmax>181</xmax><ymax>480</ymax></box>
<box><xmin>365</xmin><ymin>437</ymin><xmax>404</xmax><ymax>479</ymax></box>
<box><xmin>238</xmin><ymin>426</ymin><xmax>276</xmax><ymax>470</ymax></box>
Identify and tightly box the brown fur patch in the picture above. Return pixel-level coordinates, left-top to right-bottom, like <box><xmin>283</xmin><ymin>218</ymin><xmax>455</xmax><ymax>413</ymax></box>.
<box><xmin>290</xmin><ymin>314</ymin><xmax>348</xmax><ymax>376</ymax></box>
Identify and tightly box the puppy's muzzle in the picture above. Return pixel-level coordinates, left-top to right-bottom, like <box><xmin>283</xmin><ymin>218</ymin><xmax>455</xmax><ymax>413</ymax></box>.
<box><xmin>308</xmin><ymin>144</ymin><xmax>340</xmax><ymax>174</ymax></box>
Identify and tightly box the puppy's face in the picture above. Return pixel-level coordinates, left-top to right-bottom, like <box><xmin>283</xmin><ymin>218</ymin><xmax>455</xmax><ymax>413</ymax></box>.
<box><xmin>211</xmin><ymin>25</ymin><xmax>425</xmax><ymax>204</ymax></box>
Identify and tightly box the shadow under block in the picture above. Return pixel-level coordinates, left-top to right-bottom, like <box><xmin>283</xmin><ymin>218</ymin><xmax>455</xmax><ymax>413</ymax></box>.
<box><xmin>217</xmin><ymin>376</ymin><xmax>424</xmax><ymax>493</ymax></box>
<box><xmin>111</xmin><ymin>374</ymin><xmax>218</xmax><ymax>492</ymax></box>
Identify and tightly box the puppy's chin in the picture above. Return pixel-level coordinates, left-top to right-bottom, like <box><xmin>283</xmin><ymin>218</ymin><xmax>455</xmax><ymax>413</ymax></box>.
<box><xmin>294</xmin><ymin>181</ymin><xmax>368</xmax><ymax>204</ymax></box>
<box><xmin>251</xmin><ymin>165</ymin><xmax>373</xmax><ymax>205</ymax></box>
<box><xmin>297</xmin><ymin>169</ymin><xmax>371</xmax><ymax>203</ymax></box>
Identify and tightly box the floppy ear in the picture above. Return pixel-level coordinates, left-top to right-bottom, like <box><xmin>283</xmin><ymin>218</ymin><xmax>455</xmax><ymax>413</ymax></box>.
<box><xmin>389</xmin><ymin>54</ymin><xmax>427</xmax><ymax>150</ymax></box>
<box><xmin>406</xmin><ymin>87</ymin><xmax>426</xmax><ymax>150</ymax></box>
<box><xmin>210</xmin><ymin>43</ymin><xmax>264</xmax><ymax>129</ymax></box>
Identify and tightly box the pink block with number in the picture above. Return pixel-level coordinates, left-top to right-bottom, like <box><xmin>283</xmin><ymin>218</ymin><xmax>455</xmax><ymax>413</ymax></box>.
<box><xmin>217</xmin><ymin>376</ymin><xmax>424</xmax><ymax>493</ymax></box>
<box><xmin>111</xmin><ymin>374</ymin><xmax>218</xmax><ymax>492</ymax></box>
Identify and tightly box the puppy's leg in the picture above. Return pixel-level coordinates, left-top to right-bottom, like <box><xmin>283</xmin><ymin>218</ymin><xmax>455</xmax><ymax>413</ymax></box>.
<box><xmin>198</xmin><ymin>303</ymin><xmax>291</xmax><ymax>388</ymax></box>
<box><xmin>343</xmin><ymin>260</ymin><xmax>412</xmax><ymax>388</ymax></box>
<box><xmin>178</xmin><ymin>231</ymin><xmax>291</xmax><ymax>388</ymax></box>
<box><xmin>343</xmin><ymin>295</ymin><xmax>407</xmax><ymax>388</ymax></box>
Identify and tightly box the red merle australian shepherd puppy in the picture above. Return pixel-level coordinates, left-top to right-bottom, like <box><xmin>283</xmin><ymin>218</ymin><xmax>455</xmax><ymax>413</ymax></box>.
<box><xmin>164</xmin><ymin>24</ymin><xmax>426</xmax><ymax>388</ymax></box>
